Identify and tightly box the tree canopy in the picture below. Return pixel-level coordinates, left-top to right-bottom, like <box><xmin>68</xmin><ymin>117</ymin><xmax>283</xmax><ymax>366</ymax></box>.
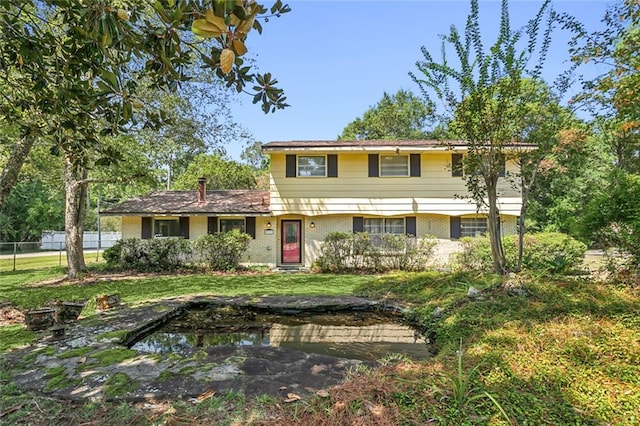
<box><xmin>338</xmin><ymin>90</ymin><xmax>434</xmax><ymax>140</ymax></box>
<box><xmin>0</xmin><ymin>0</ymin><xmax>290</xmax><ymax>277</ymax></box>
<box><xmin>411</xmin><ymin>0</ymin><xmax>567</xmax><ymax>274</ymax></box>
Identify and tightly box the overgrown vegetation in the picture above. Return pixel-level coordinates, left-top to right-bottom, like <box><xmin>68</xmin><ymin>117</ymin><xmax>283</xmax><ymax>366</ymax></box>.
<box><xmin>315</xmin><ymin>232</ymin><xmax>437</xmax><ymax>273</ymax></box>
<box><xmin>457</xmin><ymin>232</ymin><xmax>586</xmax><ymax>274</ymax></box>
<box><xmin>1</xmin><ymin>265</ymin><xmax>639</xmax><ymax>424</ymax></box>
<box><xmin>103</xmin><ymin>238</ymin><xmax>192</xmax><ymax>272</ymax></box>
<box><xmin>193</xmin><ymin>232</ymin><xmax>252</xmax><ymax>271</ymax></box>
<box><xmin>102</xmin><ymin>233</ymin><xmax>253</xmax><ymax>272</ymax></box>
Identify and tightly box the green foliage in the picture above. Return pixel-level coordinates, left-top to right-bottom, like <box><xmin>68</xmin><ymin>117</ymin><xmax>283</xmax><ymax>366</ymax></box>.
<box><xmin>172</xmin><ymin>153</ymin><xmax>257</xmax><ymax>190</ymax></box>
<box><xmin>411</xmin><ymin>0</ymin><xmax>565</xmax><ymax>274</ymax></box>
<box><xmin>561</xmin><ymin>1</ymin><xmax>640</xmax><ymax>173</ymax></box>
<box><xmin>193</xmin><ymin>232</ymin><xmax>252</xmax><ymax>271</ymax></box>
<box><xmin>0</xmin><ymin>180</ymin><xmax>64</xmax><ymax>242</ymax></box>
<box><xmin>103</xmin><ymin>238</ymin><xmax>191</xmax><ymax>272</ymax></box>
<box><xmin>315</xmin><ymin>232</ymin><xmax>437</xmax><ymax>273</ymax></box>
<box><xmin>581</xmin><ymin>170</ymin><xmax>640</xmax><ymax>278</ymax></box>
<box><xmin>338</xmin><ymin>90</ymin><xmax>434</xmax><ymax>140</ymax></box>
<box><xmin>457</xmin><ymin>233</ymin><xmax>586</xmax><ymax>273</ymax></box>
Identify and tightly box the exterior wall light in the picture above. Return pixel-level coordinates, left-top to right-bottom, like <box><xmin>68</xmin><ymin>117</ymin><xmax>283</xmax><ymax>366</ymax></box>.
<box><xmin>310</xmin><ymin>222</ymin><xmax>315</xmax><ymax>229</ymax></box>
<box><xmin>266</xmin><ymin>221</ymin><xmax>272</xmax><ymax>229</ymax></box>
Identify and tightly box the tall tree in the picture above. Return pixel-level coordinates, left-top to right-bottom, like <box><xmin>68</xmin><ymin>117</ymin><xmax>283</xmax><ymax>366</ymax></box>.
<box><xmin>559</xmin><ymin>0</ymin><xmax>640</xmax><ymax>174</ymax></box>
<box><xmin>0</xmin><ymin>1</ymin><xmax>289</xmax><ymax>277</ymax></box>
<box><xmin>338</xmin><ymin>90</ymin><xmax>435</xmax><ymax>140</ymax></box>
<box><xmin>173</xmin><ymin>153</ymin><xmax>257</xmax><ymax>190</ymax></box>
<box><xmin>562</xmin><ymin>1</ymin><xmax>640</xmax><ymax>276</ymax></box>
<box><xmin>411</xmin><ymin>0</ymin><xmax>566</xmax><ymax>274</ymax></box>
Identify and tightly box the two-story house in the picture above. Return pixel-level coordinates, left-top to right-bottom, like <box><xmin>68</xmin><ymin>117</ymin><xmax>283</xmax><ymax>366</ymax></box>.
<box><xmin>103</xmin><ymin>140</ymin><xmax>523</xmax><ymax>267</ymax></box>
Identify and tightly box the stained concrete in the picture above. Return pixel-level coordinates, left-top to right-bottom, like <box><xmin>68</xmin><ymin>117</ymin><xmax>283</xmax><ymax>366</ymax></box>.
<box><xmin>4</xmin><ymin>296</ymin><xmax>410</xmax><ymax>402</ymax></box>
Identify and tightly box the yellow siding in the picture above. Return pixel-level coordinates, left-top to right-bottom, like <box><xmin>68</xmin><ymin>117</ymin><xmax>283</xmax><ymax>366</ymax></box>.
<box><xmin>121</xmin><ymin>216</ymin><xmax>140</xmax><ymax>239</ymax></box>
<box><xmin>269</xmin><ymin>153</ymin><xmax>521</xmax><ymax>216</ymax></box>
<box><xmin>190</xmin><ymin>217</ymin><xmax>208</xmax><ymax>240</ymax></box>
<box><xmin>242</xmin><ymin>217</ymin><xmax>277</xmax><ymax>266</ymax></box>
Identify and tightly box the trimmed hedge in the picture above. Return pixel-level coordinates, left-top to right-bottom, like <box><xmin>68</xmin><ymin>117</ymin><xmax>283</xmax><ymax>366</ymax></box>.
<box><xmin>457</xmin><ymin>232</ymin><xmax>586</xmax><ymax>273</ymax></box>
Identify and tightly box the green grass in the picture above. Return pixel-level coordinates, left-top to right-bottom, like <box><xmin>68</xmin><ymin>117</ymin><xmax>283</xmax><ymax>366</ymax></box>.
<box><xmin>0</xmin><ymin>271</ymin><xmax>374</xmax><ymax>312</ymax></box>
<box><xmin>0</xmin><ymin>253</ymin><xmax>103</xmax><ymax>273</ymax></box>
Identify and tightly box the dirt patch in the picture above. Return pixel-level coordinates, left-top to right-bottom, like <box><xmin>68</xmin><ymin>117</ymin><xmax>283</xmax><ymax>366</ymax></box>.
<box><xmin>0</xmin><ymin>301</ymin><xmax>25</xmax><ymax>326</ymax></box>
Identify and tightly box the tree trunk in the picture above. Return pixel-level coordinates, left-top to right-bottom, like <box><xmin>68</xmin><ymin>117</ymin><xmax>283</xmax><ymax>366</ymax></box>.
<box><xmin>64</xmin><ymin>154</ymin><xmax>88</xmax><ymax>278</ymax></box>
<box><xmin>486</xmin><ymin>177</ymin><xmax>507</xmax><ymax>275</ymax></box>
<box><xmin>0</xmin><ymin>134</ymin><xmax>36</xmax><ymax>210</ymax></box>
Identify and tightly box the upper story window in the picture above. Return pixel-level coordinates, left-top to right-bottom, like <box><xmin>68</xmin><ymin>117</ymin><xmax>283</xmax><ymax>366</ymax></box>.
<box><xmin>286</xmin><ymin>154</ymin><xmax>338</xmax><ymax>178</ymax></box>
<box><xmin>154</xmin><ymin>218</ymin><xmax>180</xmax><ymax>237</ymax></box>
<box><xmin>297</xmin><ymin>155</ymin><xmax>326</xmax><ymax>177</ymax></box>
<box><xmin>380</xmin><ymin>155</ymin><xmax>409</xmax><ymax>177</ymax></box>
<box><xmin>368</xmin><ymin>154</ymin><xmax>420</xmax><ymax>177</ymax></box>
<box><xmin>220</xmin><ymin>218</ymin><xmax>245</xmax><ymax>233</ymax></box>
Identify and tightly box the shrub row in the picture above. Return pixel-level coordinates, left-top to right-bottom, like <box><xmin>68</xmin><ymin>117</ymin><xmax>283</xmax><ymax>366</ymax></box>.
<box><xmin>315</xmin><ymin>232</ymin><xmax>437</xmax><ymax>273</ymax></box>
<box><xmin>103</xmin><ymin>232</ymin><xmax>251</xmax><ymax>272</ymax></box>
<box><xmin>457</xmin><ymin>232</ymin><xmax>586</xmax><ymax>273</ymax></box>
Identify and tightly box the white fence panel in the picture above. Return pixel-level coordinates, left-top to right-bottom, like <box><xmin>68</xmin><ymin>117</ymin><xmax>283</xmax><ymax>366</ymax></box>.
<box><xmin>40</xmin><ymin>231</ymin><xmax>121</xmax><ymax>250</ymax></box>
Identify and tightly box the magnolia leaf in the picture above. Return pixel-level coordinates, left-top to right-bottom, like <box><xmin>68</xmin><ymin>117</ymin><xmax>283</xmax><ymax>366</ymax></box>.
<box><xmin>232</xmin><ymin>39</ymin><xmax>247</xmax><ymax>56</ymax></box>
<box><xmin>204</xmin><ymin>8</ymin><xmax>227</xmax><ymax>32</ymax></box>
<box><xmin>192</xmin><ymin>19</ymin><xmax>224</xmax><ymax>37</ymax></box>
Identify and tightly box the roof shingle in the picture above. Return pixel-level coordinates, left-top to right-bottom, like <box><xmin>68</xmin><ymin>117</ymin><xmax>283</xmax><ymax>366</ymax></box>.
<box><xmin>101</xmin><ymin>190</ymin><xmax>270</xmax><ymax>216</ymax></box>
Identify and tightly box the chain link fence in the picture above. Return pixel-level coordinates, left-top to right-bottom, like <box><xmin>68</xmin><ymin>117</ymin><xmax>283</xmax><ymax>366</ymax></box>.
<box><xmin>0</xmin><ymin>238</ymin><xmax>120</xmax><ymax>272</ymax></box>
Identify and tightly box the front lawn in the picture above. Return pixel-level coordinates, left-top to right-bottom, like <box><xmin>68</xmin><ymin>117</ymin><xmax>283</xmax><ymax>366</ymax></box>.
<box><xmin>1</xmin><ymin>268</ymin><xmax>639</xmax><ymax>425</ymax></box>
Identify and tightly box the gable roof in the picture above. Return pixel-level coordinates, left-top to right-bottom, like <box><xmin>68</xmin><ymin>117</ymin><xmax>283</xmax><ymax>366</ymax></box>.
<box><xmin>101</xmin><ymin>190</ymin><xmax>270</xmax><ymax>216</ymax></box>
<box><xmin>262</xmin><ymin>140</ymin><xmax>536</xmax><ymax>152</ymax></box>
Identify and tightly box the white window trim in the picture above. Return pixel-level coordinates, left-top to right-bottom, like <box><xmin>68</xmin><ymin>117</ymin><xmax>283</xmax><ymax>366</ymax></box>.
<box><xmin>379</xmin><ymin>154</ymin><xmax>409</xmax><ymax>177</ymax></box>
<box><xmin>297</xmin><ymin>155</ymin><xmax>327</xmax><ymax>178</ymax></box>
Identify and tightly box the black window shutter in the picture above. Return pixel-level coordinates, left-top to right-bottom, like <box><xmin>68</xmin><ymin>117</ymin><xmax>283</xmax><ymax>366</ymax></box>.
<box><xmin>246</xmin><ymin>217</ymin><xmax>256</xmax><ymax>239</ymax></box>
<box><xmin>207</xmin><ymin>216</ymin><xmax>218</xmax><ymax>234</ymax></box>
<box><xmin>327</xmin><ymin>154</ymin><xmax>338</xmax><ymax>177</ymax></box>
<box><xmin>452</xmin><ymin>153</ymin><xmax>463</xmax><ymax>177</ymax></box>
<box><xmin>286</xmin><ymin>154</ymin><xmax>297</xmax><ymax>177</ymax></box>
<box><xmin>406</xmin><ymin>216</ymin><xmax>417</xmax><ymax>236</ymax></box>
<box><xmin>410</xmin><ymin>154</ymin><xmax>421</xmax><ymax>177</ymax></box>
<box><xmin>368</xmin><ymin>154</ymin><xmax>379</xmax><ymax>177</ymax></box>
<box><xmin>450</xmin><ymin>217</ymin><xmax>462</xmax><ymax>239</ymax></box>
<box><xmin>498</xmin><ymin>153</ymin><xmax>506</xmax><ymax>177</ymax></box>
<box><xmin>353</xmin><ymin>216</ymin><xmax>364</xmax><ymax>233</ymax></box>
<box><xmin>141</xmin><ymin>217</ymin><xmax>152</xmax><ymax>239</ymax></box>
<box><xmin>179</xmin><ymin>217</ymin><xmax>190</xmax><ymax>239</ymax></box>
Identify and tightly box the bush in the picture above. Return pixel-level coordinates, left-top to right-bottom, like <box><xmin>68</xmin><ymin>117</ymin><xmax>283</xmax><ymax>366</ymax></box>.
<box><xmin>457</xmin><ymin>232</ymin><xmax>586</xmax><ymax>274</ymax></box>
<box><xmin>193</xmin><ymin>231</ymin><xmax>251</xmax><ymax>271</ymax></box>
<box><xmin>315</xmin><ymin>232</ymin><xmax>437</xmax><ymax>273</ymax></box>
<box><xmin>103</xmin><ymin>238</ymin><xmax>191</xmax><ymax>271</ymax></box>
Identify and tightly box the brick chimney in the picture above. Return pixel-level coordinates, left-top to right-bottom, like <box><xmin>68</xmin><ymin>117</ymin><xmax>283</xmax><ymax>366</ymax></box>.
<box><xmin>197</xmin><ymin>177</ymin><xmax>206</xmax><ymax>203</ymax></box>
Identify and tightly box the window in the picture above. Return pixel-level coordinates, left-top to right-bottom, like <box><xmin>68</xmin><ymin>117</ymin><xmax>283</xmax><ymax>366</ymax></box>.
<box><xmin>297</xmin><ymin>156</ymin><xmax>326</xmax><ymax>177</ymax></box>
<box><xmin>364</xmin><ymin>217</ymin><xmax>405</xmax><ymax>245</ymax></box>
<box><xmin>461</xmin><ymin>217</ymin><xmax>487</xmax><ymax>237</ymax></box>
<box><xmin>154</xmin><ymin>219</ymin><xmax>180</xmax><ymax>237</ymax></box>
<box><xmin>380</xmin><ymin>155</ymin><xmax>408</xmax><ymax>177</ymax></box>
<box><xmin>219</xmin><ymin>218</ymin><xmax>245</xmax><ymax>233</ymax></box>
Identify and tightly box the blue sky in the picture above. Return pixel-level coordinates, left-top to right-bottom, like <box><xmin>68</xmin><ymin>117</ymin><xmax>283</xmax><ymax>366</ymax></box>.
<box><xmin>227</xmin><ymin>0</ymin><xmax>610</xmax><ymax>159</ymax></box>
